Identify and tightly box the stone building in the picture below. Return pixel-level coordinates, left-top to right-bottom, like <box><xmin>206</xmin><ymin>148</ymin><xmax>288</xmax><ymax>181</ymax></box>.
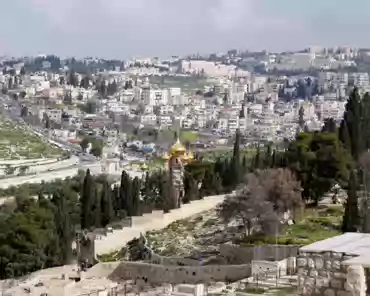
<box><xmin>297</xmin><ymin>233</ymin><xmax>370</xmax><ymax>296</ymax></box>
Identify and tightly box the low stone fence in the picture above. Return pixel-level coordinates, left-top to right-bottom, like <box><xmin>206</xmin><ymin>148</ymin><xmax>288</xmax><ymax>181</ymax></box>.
<box><xmin>108</xmin><ymin>261</ymin><xmax>252</xmax><ymax>284</ymax></box>
<box><xmin>251</xmin><ymin>257</ymin><xmax>297</xmax><ymax>277</ymax></box>
<box><xmin>0</xmin><ymin>167</ymin><xmax>79</xmax><ymax>188</ymax></box>
<box><xmin>219</xmin><ymin>244</ymin><xmax>301</xmax><ymax>264</ymax></box>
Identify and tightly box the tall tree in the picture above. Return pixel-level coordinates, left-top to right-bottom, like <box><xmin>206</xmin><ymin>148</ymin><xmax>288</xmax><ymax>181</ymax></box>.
<box><xmin>298</xmin><ymin>106</ymin><xmax>305</xmax><ymax>131</ymax></box>
<box><xmin>92</xmin><ymin>188</ymin><xmax>101</xmax><ymax>228</ymax></box>
<box><xmin>342</xmin><ymin>170</ymin><xmax>360</xmax><ymax>233</ymax></box>
<box><xmin>231</xmin><ymin>129</ymin><xmax>242</xmax><ymax>186</ymax></box>
<box><xmin>67</xmin><ymin>71</ymin><xmax>78</xmax><ymax>87</ymax></box>
<box><xmin>339</xmin><ymin>88</ymin><xmax>363</xmax><ymax>161</ymax></box>
<box><xmin>131</xmin><ymin>177</ymin><xmax>141</xmax><ymax>216</ymax></box>
<box><xmin>100</xmin><ymin>181</ymin><xmax>114</xmax><ymax>227</ymax></box>
<box><xmin>322</xmin><ymin>118</ymin><xmax>337</xmax><ymax>133</ymax></box>
<box><xmin>286</xmin><ymin>132</ymin><xmax>352</xmax><ymax>205</ymax></box>
<box><xmin>52</xmin><ymin>189</ymin><xmax>72</xmax><ymax>264</ymax></box>
<box><xmin>80</xmin><ymin>169</ymin><xmax>94</xmax><ymax>229</ymax></box>
<box><xmin>119</xmin><ymin>171</ymin><xmax>132</xmax><ymax>216</ymax></box>
<box><xmin>361</xmin><ymin>92</ymin><xmax>370</xmax><ymax>150</ymax></box>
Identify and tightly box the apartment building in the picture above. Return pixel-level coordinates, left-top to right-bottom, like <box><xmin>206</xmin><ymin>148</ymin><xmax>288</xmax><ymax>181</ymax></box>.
<box><xmin>140</xmin><ymin>114</ymin><xmax>157</xmax><ymax>125</ymax></box>
<box><xmin>141</xmin><ymin>87</ymin><xmax>169</xmax><ymax>106</ymax></box>
<box><xmin>349</xmin><ymin>72</ymin><xmax>369</xmax><ymax>87</ymax></box>
<box><xmin>315</xmin><ymin>100</ymin><xmax>346</xmax><ymax>119</ymax></box>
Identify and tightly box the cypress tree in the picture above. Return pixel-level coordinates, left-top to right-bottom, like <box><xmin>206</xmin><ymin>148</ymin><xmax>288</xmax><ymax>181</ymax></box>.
<box><xmin>92</xmin><ymin>188</ymin><xmax>101</xmax><ymax>228</ymax></box>
<box><xmin>100</xmin><ymin>181</ymin><xmax>114</xmax><ymax>227</ymax></box>
<box><xmin>298</xmin><ymin>106</ymin><xmax>305</xmax><ymax>130</ymax></box>
<box><xmin>184</xmin><ymin>174</ymin><xmax>199</xmax><ymax>203</ymax></box>
<box><xmin>271</xmin><ymin>150</ymin><xmax>276</xmax><ymax>168</ymax></box>
<box><xmin>253</xmin><ymin>146</ymin><xmax>261</xmax><ymax>170</ymax></box>
<box><xmin>342</xmin><ymin>170</ymin><xmax>360</xmax><ymax>233</ymax></box>
<box><xmin>264</xmin><ymin>144</ymin><xmax>273</xmax><ymax>168</ymax></box>
<box><xmin>80</xmin><ymin>169</ymin><xmax>94</xmax><ymax>229</ymax></box>
<box><xmin>241</xmin><ymin>155</ymin><xmax>248</xmax><ymax>174</ymax></box>
<box><xmin>120</xmin><ymin>170</ymin><xmax>133</xmax><ymax>216</ymax></box>
<box><xmin>339</xmin><ymin>88</ymin><xmax>363</xmax><ymax>161</ymax></box>
<box><xmin>361</xmin><ymin>92</ymin><xmax>370</xmax><ymax>149</ymax></box>
<box><xmin>231</xmin><ymin>129</ymin><xmax>241</xmax><ymax>186</ymax></box>
<box><xmin>131</xmin><ymin>177</ymin><xmax>141</xmax><ymax>216</ymax></box>
<box><xmin>52</xmin><ymin>190</ymin><xmax>72</xmax><ymax>264</ymax></box>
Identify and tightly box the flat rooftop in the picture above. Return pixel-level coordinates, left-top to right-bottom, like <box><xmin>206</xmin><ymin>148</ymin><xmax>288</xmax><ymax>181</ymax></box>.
<box><xmin>300</xmin><ymin>233</ymin><xmax>370</xmax><ymax>256</ymax></box>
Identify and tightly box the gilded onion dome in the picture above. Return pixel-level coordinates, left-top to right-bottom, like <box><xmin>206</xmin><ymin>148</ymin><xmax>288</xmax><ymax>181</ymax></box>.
<box><xmin>162</xmin><ymin>152</ymin><xmax>171</xmax><ymax>160</ymax></box>
<box><xmin>170</xmin><ymin>138</ymin><xmax>186</xmax><ymax>155</ymax></box>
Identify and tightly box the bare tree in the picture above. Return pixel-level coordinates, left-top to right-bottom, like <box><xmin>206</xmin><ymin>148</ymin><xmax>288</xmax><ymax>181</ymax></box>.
<box><xmin>217</xmin><ymin>173</ymin><xmax>277</xmax><ymax>236</ymax></box>
<box><xmin>217</xmin><ymin>168</ymin><xmax>302</xmax><ymax>238</ymax></box>
<box><xmin>259</xmin><ymin>168</ymin><xmax>303</xmax><ymax>215</ymax></box>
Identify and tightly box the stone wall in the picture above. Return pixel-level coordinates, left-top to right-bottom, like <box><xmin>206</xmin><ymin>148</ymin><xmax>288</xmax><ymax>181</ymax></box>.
<box><xmin>94</xmin><ymin>195</ymin><xmax>227</xmax><ymax>255</ymax></box>
<box><xmin>219</xmin><ymin>244</ymin><xmax>301</xmax><ymax>264</ymax></box>
<box><xmin>108</xmin><ymin>261</ymin><xmax>252</xmax><ymax>284</ymax></box>
<box><xmin>251</xmin><ymin>259</ymin><xmax>288</xmax><ymax>277</ymax></box>
<box><xmin>297</xmin><ymin>251</ymin><xmax>356</xmax><ymax>296</ymax></box>
<box><xmin>149</xmin><ymin>253</ymin><xmax>200</xmax><ymax>266</ymax></box>
<box><xmin>0</xmin><ymin>167</ymin><xmax>80</xmax><ymax>189</ymax></box>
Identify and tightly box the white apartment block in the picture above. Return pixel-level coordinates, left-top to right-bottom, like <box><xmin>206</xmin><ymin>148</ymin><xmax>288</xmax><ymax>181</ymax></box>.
<box><xmin>315</xmin><ymin>100</ymin><xmax>346</xmax><ymax>120</ymax></box>
<box><xmin>349</xmin><ymin>72</ymin><xmax>369</xmax><ymax>87</ymax></box>
<box><xmin>141</xmin><ymin>88</ymin><xmax>169</xmax><ymax>106</ymax></box>
<box><xmin>181</xmin><ymin>60</ymin><xmax>237</xmax><ymax>77</ymax></box>
<box><xmin>216</xmin><ymin>115</ymin><xmax>247</xmax><ymax>133</ymax></box>
<box><xmin>181</xmin><ymin>118</ymin><xmax>194</xmax><ymax>129</ymax></box>
<box><xmin>158</xmin><ymin>115</ymin><xmax>172</xmax><ymax>126</ymax></box>
<box><xmin>140</xmin><ymin>114</ymin><xmax>157</xmax><ymax>125</ymax></box>
<box><xmin>159</xmin><ymin>105</ymin><xmax>174</xmax><ymax>115</ymax></box>
<box><xmin>196</xmin><ymin>115</ymin><xmax>207</xmax><ymax>128</ymax></box>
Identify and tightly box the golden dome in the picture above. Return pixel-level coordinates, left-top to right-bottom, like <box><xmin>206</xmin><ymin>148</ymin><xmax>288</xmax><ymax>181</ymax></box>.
<box><xmin>187</xmin><ymin>150</ymin><xmax>194</xmax><ymax>160</ymax></box>
<box><xmin>170</xmin><ymin>138</ymin><xmax>186</xmax><ymax>155</ymax></box>
<box><xmin>162</xmin><ymin>152</ymin><xmax>170</xmax><ymax>160</ymax></box>
<box><xmin>182</xmin><ymin>152</ymin><xmax>190</xmax><ymax>162</ymax></box>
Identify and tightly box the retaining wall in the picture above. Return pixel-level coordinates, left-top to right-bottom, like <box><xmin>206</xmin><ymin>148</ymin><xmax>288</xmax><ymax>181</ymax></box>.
<box><xmin>108</xmin><ymin>261</ymin><xmax>251</xmax><ymax>284</ymax></box>
<box><xmin>94</xmin><ymin>195</ymin><xmax>226</xmax><ymax>255</ymax></box>
<box><xmin>0</xmin><ymin>168</ymin><xmax>79</xmax><ymax>188</ymax></box>
<box><xmin>219</xmin><ymin>244</ymin><xmax>301</xmax><ymax>264</ymax></box>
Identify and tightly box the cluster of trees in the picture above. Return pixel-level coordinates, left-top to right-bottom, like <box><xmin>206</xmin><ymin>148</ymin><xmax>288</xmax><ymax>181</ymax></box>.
<box><xmin>0</xmin><ymin>176</ymin><xmax>82</xmax><ymax>279</ymax></box>
<box><xmin>80</xmin><ymin>136</ymin><xmax>103</xmax><ymax>157</ymax></box>
<box><xmin>63</xmin><ymin>72</ymin><xmax>119</xmax><ymax>98</ymax></box>
<box><xmin>96</xmin><ymin>79</ymin><xmax>118</xmax><ymax>97</ymax></box>
<box><xmin>277</xmin><ymin>77</ymin><xmax>322</xmax><ymax>101</ymax></box>
<box><xmin>218</xmin><ymin>88</ymin><xmax>370</xmax><ymax>238</ymax></box>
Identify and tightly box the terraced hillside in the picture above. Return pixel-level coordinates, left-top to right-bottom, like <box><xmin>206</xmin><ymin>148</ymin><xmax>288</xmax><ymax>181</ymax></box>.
<box><xmin>0</xmin><ymin>119</ymin><xmax>62</xmax><ymax>160</ymax></box>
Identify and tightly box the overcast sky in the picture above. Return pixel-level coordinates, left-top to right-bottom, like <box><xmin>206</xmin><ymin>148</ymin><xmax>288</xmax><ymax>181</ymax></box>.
<box><xmin>1</xmin><ymin>0</ymin><xmax>369</xmax><ymax>58</ymax></box>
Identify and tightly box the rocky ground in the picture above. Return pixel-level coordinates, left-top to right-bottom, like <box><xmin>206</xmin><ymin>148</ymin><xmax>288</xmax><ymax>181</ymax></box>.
<box><xmin>144</xmin><ymin>202</ymin><xmax>343</xmax><ymax>259</ymax></box>
<box><xmin>145</xmin><ymin>209</ymin><xmax>235</xmax><ymax>258</ymax></box>
<box><xmin>99</xmin><ymin>193</ymin><xmax>343</xmax><ymax>263</ymax></box>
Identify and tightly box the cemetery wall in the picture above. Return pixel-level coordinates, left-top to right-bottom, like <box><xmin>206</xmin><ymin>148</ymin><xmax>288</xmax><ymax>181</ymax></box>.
<box><xmin>93</xmin><ymin>195</ymin><xmax>227</xmax><ymax>255</ymax></box>
<box><xmin>108</xmin><ymin>261</ymin><xmax>252</xmax><ymax>284</ymax></box>
<box><xmin>219</xmin><ymin>244</ymin><xmax>300</xmax><ymax>264</ymax></box>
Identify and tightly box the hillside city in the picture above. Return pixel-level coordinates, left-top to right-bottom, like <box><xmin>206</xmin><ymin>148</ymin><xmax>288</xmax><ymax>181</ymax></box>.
<box><xmin>0</xmin><ymin>46</ymin><xmax>369</xmax><ymax>295</ymax></box>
